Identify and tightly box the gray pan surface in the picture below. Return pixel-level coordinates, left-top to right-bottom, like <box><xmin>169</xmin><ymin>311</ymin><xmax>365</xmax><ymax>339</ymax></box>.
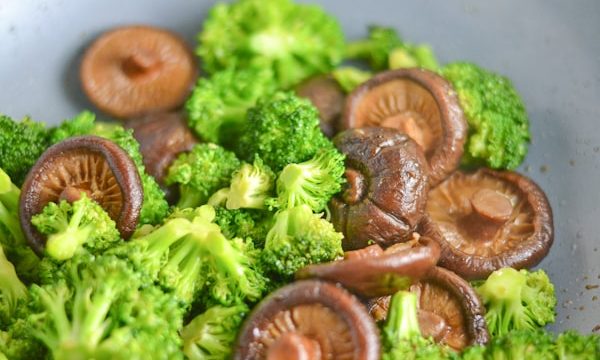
<box><xmin>1</xmin><ymin>0</ymin><xmax>599</xmax><ymax>333</ymax></box>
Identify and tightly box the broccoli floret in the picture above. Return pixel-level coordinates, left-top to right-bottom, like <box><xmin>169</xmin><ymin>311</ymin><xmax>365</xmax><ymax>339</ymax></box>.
<box><xmin>262</xmin><ymin>204</ymin><xmax>343</xmax><ymax>277</ymax></box>
<box><xmin>31</xmin><ymin>194</ymin><xmax>121</xmax><ymax>261</ymax></box>
<box><xmin>186</xmin><ymin>66</ymin><xmax>277</xmax><ymax>147</ymax></box>
<box><xmin>0</xmin><ymin>245</ymin><xmax>27</xmax><ymax>326</ymax></box>
<box><xmin>382</xmin><ymin>291</ymin><xmax>451</xmax><ymax>360</ymax></box>
<box><xmin>47</xmin><ymin>110</ymin><xmax>96</xmax><ymax>144</ymax></box>
<box><xmin>267</xmin><ymin>148</ymin><xmax>345</xmax><ymax>213</ymax></box>
<box><xmin>197</xmin><ymin>0</ymin><xmax>345</xmax><ymax>88</ymax></box>
<box><xmin>181</xmin><ymin>304</ymin><xmax>248</xmax><ymax>360</ymax></box>
<box><xmin>166</xmin><ymin>144</ymin><xmax>242</xmax><ymax>209</ymax></box>
<box><xmin>0</xmin><ymin>318</ymin><xmax>46</xmax><ymax>360</ymax></box>
<box><xmin>555</xmin><ymin>331</ymin><xmax>600</xmax><ymax>360</ymax></box>
<box><xmin>0</xmin><ymin>168</ymin><xmax>40</xmax><ymax>283</ymax></box>
<box><xmin>0</xmin><ymin>115</ymin><xmax>49</xmax><ymax>186</ymax></box>
<box><xmin>331</xmin><ymin>66</ymin><xmax>372</xmax><ymax>93</ymax></box>
<box><xmin>485</xmin><ymin>329</ymin><xmax>556</xmax><ymax>360</ymax></box>
<box><xmin>215</xmin><ymin>157</ymin><xmax>275</xmax><ymax>210</ymax></box>
<box><xmin>346</xmin><ymin>26</ymin><xmax>439</xmax><ymax>72</ymax></box>
<box><xmin>475</xmin><ymin>268</ymin><xmax>556</xmax><ymax>337</ymax></box>
<box><xmin>110</xmin><ymin>205</ymin><xmax>268</xmax><ymax>306</ymax></box>
<box><xmin>213</xmin><ymin>207</ymin><xmax>273</xmax><ymax>248</ymax></box>
<box><xmin>237</xmin><ymin>92</ymin><xmax>334</xmax><ymax>171</ymax></box>
<box><xmin>442</xmin><ymin>62</ymin><xmax>530</xmax><ymax>170</ymax></box>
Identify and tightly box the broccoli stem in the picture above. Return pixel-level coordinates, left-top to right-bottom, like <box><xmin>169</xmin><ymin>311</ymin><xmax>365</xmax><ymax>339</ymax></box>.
<box><xmin>177</xmin><ymin>188</ymin><xmax>205</xmax><ymax>210</ymax></box>
<box><xmin>140</xmin><ymin>218</ymin><xmax>193</xmax><ymax>258</ymax></box>
<box><xmin>383</xmin><ymin>290</ymin><xmax>421</xmax><ymax>344</ymax></box>
<box><xmin>0</xmin><ymin>202</ymin><xmax>25</xmax><ymax>245</ymax></box>
<box><xmin>45</xmin><ymin>205</ymin><xmax>92</xmax><ymax>261</ymax></box>
<box><xmin>0</xmin><ymin>245</ymin><xmax>27</xmax><ymax>313</ymax></box>
<box><xmin>0</xmin><ymin>169</ymin><xmax>20</xmax><ymax>213</ymax></box>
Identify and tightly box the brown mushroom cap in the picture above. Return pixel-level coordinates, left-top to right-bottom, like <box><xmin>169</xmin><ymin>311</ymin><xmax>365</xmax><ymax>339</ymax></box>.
<box><xmin>426</xmin><ymin>169</ymin><xmax>554</xmax><ymax>280</ymax></box>
<box><xmin>81</xmin><ymin>25</ymin><xmax>197</xmax><ymax>119</ymax></box>
<box><xmin>330</xmin><ymin>127</ymin><xmax>430</xmax><ymax>250</ymax></box>
<box><xmin>341</xmin><ymin>68</ymin><xmax>467</xmax><ymax>186</ymax></box>
<box><xmin>126</xmin><ymin>111</ymin><xmax>198</xmax><ymax>201</ymax></box>
<box><xmin>296</xmin><ymin>237</ymin><xmax>440</xmax><ymax>298</ymax></box>
<box><xmin>234</xmin><ymin>280</ymin><xmax>380</xmax><ymax>360</ymax></box>
<box><xmin>20</xmin><ymin>136</ymin><xmax>143</xmax><ymax>254</ymax></box>
<box><xmin>295</xmin><ymin>75</ymin><xmax>345</xmax><ymax>138</ymax></box>
<box><xmin>410</xmin><ymin>266</ymin><xmax>490</xmax><ymax>350</ymax></box>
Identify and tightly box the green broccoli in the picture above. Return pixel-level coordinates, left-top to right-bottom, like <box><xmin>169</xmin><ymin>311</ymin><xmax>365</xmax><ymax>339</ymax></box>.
<box><xmin>0</xmin><ymin>168</ymin><xmax>40</xmax><ymax>283</ymax></box>
<box><xmin>481</xmin><ymin>329</ymin><xmax>556</xmax><ymax>360</ymax></box>
<box><xmin>30</xmin><ymin>194</ymin><xmax>121</xmax><ymax>261</ymax></box>
<box><xmin>267</xmin><ymin>148</ymin><xmax>345</xmax><ymax>213</ymax></box>
<box><xmin>0</xmin><ymin>115</ymin><xmax>49</xmax><ymax>186</ymax></box>
<box><xmin>442</xmin><ymin>62</ymin><xmax>530</xmax><ymax>170</ymax></box>
<box><xmin>166</xmin><ymin>144</ymin><xmax>241</xmax><ymax>209</ymax></box>
<box><xmin>213</xmin><ymin>157</ymin><xmax>275</xmax><ymax>210</ymax></box>
<box><xmin>237</xmin><ymin>92</ymin><xmax>334</xmax><ymax>171</ymax></box>
<box><xmin>185</xmin><ymin>66</ymin><xmax>277</xmax><ymax>147</ymax></box>
<box><xmin>47</xmin><ymin>110</ymin><xmax>95</xmax><ymax>144</ymax></box>
<box><xmin>0</xmin><ymin>318</ymin><xmax>46</xmax><ymax>360</ymax></box>
<box><xmin>262</xmin><ymin>204</ymin><xmax>343</xmax><ymax>277</ymax></box>
<box><xmin>197</xmin><ymin>0</ymin><xmax>345</xmax><ymax>88</ymax></box>
<box><xmin>555</xmin><ymin>331</ymin><xmax>600</xmax><ymax>360</ymax></box>
<box><xmin>0</xmin><ymin>245</ymin><xmax>27</xmax><ymax>326</ymax></box>
<box><xmin>181</xmin><ymin>303</ymin><xmax>248</xmax><ymax>360</ymax></box>
<box><xmin>382</xmin><ymin>291</ymin><xmax>451</xmax><ymax>360</ymax></box>
<box><xmin>475</xmin><ymin>268</ymin><xmax>556</xmax><ymax>338</ymax></box>
<box><xmin>331</xmin><ymin>66</ymin><xmax>373</xmax><ymax>93</ymax></box>
<box><xmin>345</xmin><ymin>26</ymin><xmax>439</xmax><ymax>72</ymax></box>
<box><xmin>213</xmin><ymin>207</ymin><xmax>273</xmax><ymax>249</ymax></box>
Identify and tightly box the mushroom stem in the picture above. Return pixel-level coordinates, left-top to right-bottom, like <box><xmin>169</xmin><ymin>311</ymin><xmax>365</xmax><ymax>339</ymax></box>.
<box><xmin>59</xmin><ymin>186</ymin><xmax>92</xmax><ymax>203</ymax></box>
<box><xmin>341</xmin><ymin>168</ymin><xmax>366</xmax><ymax>204</ymax></box>
<box><xmin>266</xmin><ymin>333</ymin><xmax>322</xmax><ymax>360</ymax></box>
<box><xmin>460</xmin><ymin>189</ymin><xmax>513</xmax><ymax>242</ymax></box>
<box><xmin>122</xmin><ymin>52</ymin><xmax>160</xmax><ymax>78</ymax></box>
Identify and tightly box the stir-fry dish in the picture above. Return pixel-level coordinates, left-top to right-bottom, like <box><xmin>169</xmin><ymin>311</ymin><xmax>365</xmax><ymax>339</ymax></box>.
<box><xmin>0</xmin><ymin>0</ymin><xmax>598</xmax><ymax>359</ymax></box>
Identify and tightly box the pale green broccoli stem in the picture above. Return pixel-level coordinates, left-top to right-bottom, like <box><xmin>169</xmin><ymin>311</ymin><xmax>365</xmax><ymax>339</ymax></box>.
<box><xmin>45</xmin><ymin>203</ymin><xmax>92</xmax><ymax>261</ymax></box>
<box><xmin>207</xmin><ymin>188</ymin><xmax>230</xmax><ymax>207</ymax></box>
<box><xmin>0</xmin><ymin>202</ymin><xmax>25</xmax><ymax>245</ymax></box>
<box><xmin>177</xmin><ymin>187</ymin><xmax>206</xmax><ymax>209</ymax></box>
<box><xmin>0</xmin><ymin>246</ymin><xmax>27</xmax><ymax>313</ymax></box>
<box><xmin>383</xmin><ymin>291</ymin><xmax>422</xmax><ymax>345</ymax></box>
<box><xmin>0</xmin><ymin>169</ymin><xmax>20</xmax><ymax>213</ymax></box>
<box><xmin>331</xmin><ymin>67</ymin><xmax>372</xmax><ymax>93</ymax></box>
<box><xmin>226</xmin><ymin>161</ymin><xmax>273</xmax><ymax>210</ymax></box>
<box><xmin>138</xmin><ymin>218</ymin><xmax>193</xmax><ymax>259</ymax></box>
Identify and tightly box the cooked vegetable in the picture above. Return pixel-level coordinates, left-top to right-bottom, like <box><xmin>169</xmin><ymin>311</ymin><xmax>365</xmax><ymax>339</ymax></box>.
<box><xmin>346</xmin><ymin>26</ymin><xmax>439</xmax><ymax>72</ymax></box>
<box><xmin>213</xmin><ymin>207</ymin><xmax>272</xmax><ymax>248</ymax></box>
<box><xmin>186</xmin><ymin>66</ymin><xmax>277</xmax><ymax>147</ymax></box>
<box><xmin>237</xmin><ymin>92</ymin><xmax>334</xmax><ymax>171</ymax></box>
<box><xmin>262</xmin><ymin>204</ymin><xmax>343</xmax><ymax>277</ymax></box>
<box><xmin>0</xmin><ymin>115</ymin><xmax>49</xmax><ymax>186</ymax></box>
<box><xmin>220</xmin><ymin>157</ymin><xmax>275</xmax><ymax>210</ymax></box>
<box><xmin>475</xmin><ymin>268</ymin><xmax>556</xmax><ymax>337</ymax></box>
<box><xmin>442</xmin><ymin>62</ymin><xmax>530</xmax><ymax>170</ymax></box>
<box><xmin>197</xmin><ymin>0</ymin><xmax>345</xmax><ymax>88</ymax></box>
<box><xmin>31</xmin><ymin>195</ymin><xmax>121</xmax><ymax>260</ymax></box>
<box><xmin>555</xmin><ymin>330</ymin><xmax>600</xmax><ymax>360</ymax></box>
<box><xmin>0</xmin><ymin>245</ymin><xmax>27</xmax><ymax>326</ymax></box>
<box><xmin>166</xmin><ymin>143</ymin><xmax>241</xmax><ymax>209</ymax></box>
<box><xmin>331</xmin><ymin>66</ymin><xmax>372</xmax><ymax>93</ymax></box>
<box><xmin>181</xmin><ymin>304</ymin><xmax>248</xmax><ymax>360</ymax></box>
<box><xmin>267</xmin><ymin>147</ymin><xmax>345</xmax><ymax>213</ymax></box>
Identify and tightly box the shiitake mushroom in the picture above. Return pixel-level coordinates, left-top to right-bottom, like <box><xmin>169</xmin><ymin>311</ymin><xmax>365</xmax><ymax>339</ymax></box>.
<box><xmin>234</xmin><ymin>280</ymin><xmax>380</xmax><ymax>360</ymax></box>
<box><xmin>295</xmin><ymin>75</ymin><xmax>345</xmax><ymax>138</ymax></box>
<box><xmin>341</xmin><ymin>68</ymin><xmax>467</xmax><ymax>186</ymax></box>
<box><xmin>426</xmin><ymin>169</ymin><xmax>553</xmax><ymax>280</ymax></box>
<box><xmin>330</xmin><ymin>127</ymin><xmax>430</xmax><ymax>250</ymax></box>
<box><xmin>81</xmin><ymin>25</ymin><xmax>197</xmax><ymax>119</ymax></box>
<box><xmin>20</xmin><ymin>136</ymin><xmax>143</xmax><ymax>254</ymax></box>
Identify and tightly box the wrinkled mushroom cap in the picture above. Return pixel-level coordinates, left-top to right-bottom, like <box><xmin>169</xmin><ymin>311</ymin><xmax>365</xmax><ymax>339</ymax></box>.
<box><xmin>341</xmin><ymin>68</ymin><xmax>467</xmax><ymax>186</ymax></box>
<box><xmin>81</xmin><ymin>25</ymin><xmax>197</xmax><ymax>119</ymax></box>
<box><xmin>295</xmin><ymin>75</ymin><xmax>345</xmax><ymax>138</ymax></box>
<box><xmin>234</xmin><ymin>280</ymin><xmax>380</xmax><ymax>360</ymax></box>
<box><xmin>330</xmin><ymin>127</ymin><xmax>430</xmax><ymax>250</ymax></box>
<box><xmin>296</xmin><ymin>237</ymin><xmax>440</xmax><ymax>298</ymax></box>
<box><xmin>426</xmin><ymin>169</ymin><xmax>554</xmax><ymax>280</ymax></box>
<box><xmin>20</xmin><ymin>136</ymin><xmax>143</xmax><ymax>254</ymax></box>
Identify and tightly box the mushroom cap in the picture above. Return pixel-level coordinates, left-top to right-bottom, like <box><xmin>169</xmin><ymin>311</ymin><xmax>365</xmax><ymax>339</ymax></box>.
<box><xmin>81</xmin><ymin>25</ymin><xmax>197</xmax><ymax>119</ymax></box>
<box><xmin>426</xmin><ymin>169</ymin><xmax>554</xmax><ymax>280</ymax></box>
<box><xmin>410</xmin><ymin>266</ymin><xmax>490</xmax><ymax>350</ymax></box>
<box><xmin>295</xmin><ymin>75</ymin><xmax>345</xmax><ymax>138</ymax></box>
<box><xmin>234</xmin><ymin>280</ymin><xmax>380</xmax><ymax>360</ymax></box>
<box><xmin>330</xmin><ymin>127</ymin><xmax>430</xmax><ymax>250</ymax></box>
<box><xmin>126</xmin><ymin>111</ymin><xmax>198</xmax><ymax>185</ymax></box>
<box><xmin>341</xmin><ymin>68</ymin><xmax>467</xmax><ymax>186</ymax></box>
<box><xmin>20</xmin><ymin>136</ymin><xmax>143</xmax><ymax>254</ymax></box>
<box><xmin>296</xmin><ymin>237</ymin><xmax>440</xmax><ymax>298</ymax></box>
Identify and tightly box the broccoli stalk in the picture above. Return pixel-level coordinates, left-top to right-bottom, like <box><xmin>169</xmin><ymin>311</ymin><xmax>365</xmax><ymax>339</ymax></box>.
<box><xmin>0</xmin><ymin>245</ymin><xmax>27</xmax><ymax>326</ymax></box>
<box><xmin>0</xmin><ymin>168</ymin><xmax>40</xmax><ymax>283</ymax></box>
<box><xmin>262</xmin><ymin>204</ymin><xmax>343</xmax><ymax>277</ymax></box>
<box><xmin>31</xmin><ymin>194</ymin><xmax>121</xmax><ymax>261</ymax></box>
<box><xmin>181</xmin><ymin>304</ymin><xmax>248</xmax><ymax>360</ymax></box>
<box><xmin>442</xmin><ymin>62</ymin><xmax>530</xmax><ymax>170</ymax></box>
<box><xmin>166</xmin><ymin>144</ymin><xmax>241</xmax><ymax>209</ymax></box>
<box><xmin>331</xmin><ymin>66</ymin><xmax>373</xmax><ymax>93</ymax></box>
<box><xmin>237</xmin><ymin>92</ymin><xmax>334</xmax><ymax>172</ymax></box>
<box><xmin>475</xmin><ymin>267</ymin><xmax>556</xmax><ymax>337</ymax></box>
<box><xmin>213</xmin><ymin>157</ymin><xmax>275</xmax><ymax>210</ymax></box>
<box><xmin>382</xmin><ymin>291</ymin><xmax>451</xmax><ymax>359</ymax></box>
<box><xmin>267</xmin><ymin>148</ymin><xmax>345</xmax><ymax>213</ymax></box>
